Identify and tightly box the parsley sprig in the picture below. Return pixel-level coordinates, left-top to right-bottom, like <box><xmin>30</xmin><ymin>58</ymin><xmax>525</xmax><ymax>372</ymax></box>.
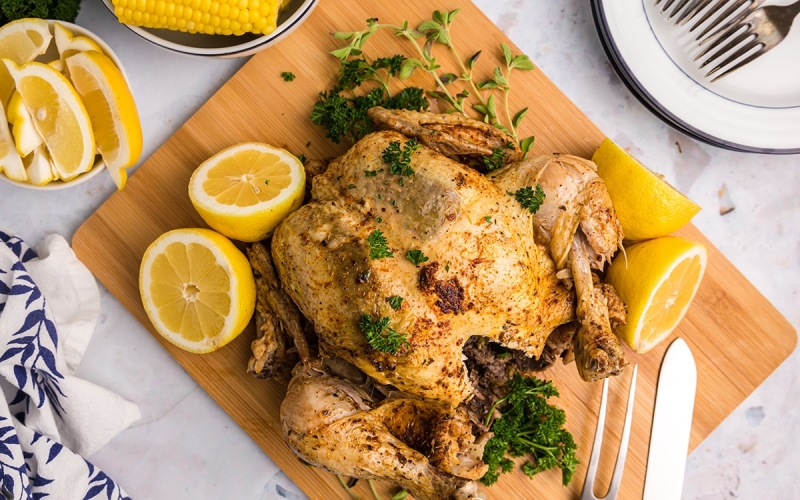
<box><xmin>387</xmin><ymin>295</ymin><xmax>404</xmax><ymax>310</ymax></box>
<box><xmin>382</xmin><ymin>139</ymin><xmax>421</xmax><ymax>179</ymax></box>
<box><xmin>358</xmin><ymin>314</ymin><xmax>409</xmax><ymax>354</ymax></box>
<box><xmin>405</xmin><ymin>249</ymin><xmax>428</xmax><ymax>266</ymax></box>
<box><xmin>514</xmin><ymin>184</ymin><xmax>546</xmax><ymax>213</ymax></box>
<box><xmin>481</xmin><ymin>375</ymin><xmax>579</xmax><ymax>487</ymax></box>
<box><xmin>366</xmin><ymin>229</ymin><xmax>393</xmax><ymax>259</ymax></box>
<box><xmin>483</xmin><ymin>142</ymin><xmax>513</xmax><ymax>171</ymax></box>
<box><xmin>280</xmin><ymin>71</ymin><xmax>296</xmax><ymax>82</ymax></box>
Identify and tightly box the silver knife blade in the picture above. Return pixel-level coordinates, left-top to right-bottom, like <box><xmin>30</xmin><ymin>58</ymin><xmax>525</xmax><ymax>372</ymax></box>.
<box><xmin>642</xmin><ymin>338</ymin><xmax>697</xmax><ymax>500</ymax></box>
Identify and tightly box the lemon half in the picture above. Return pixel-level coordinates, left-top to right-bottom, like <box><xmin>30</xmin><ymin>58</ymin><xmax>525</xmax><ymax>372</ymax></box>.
<box><xmin>592</xmin><ymin>138</ymin><xmax>700</xmax><ymax>242</ymax></box>
<box><xmin>606</xmin><ymin>236</ymin><xmax>707</xmax><ymax>353</ymax></box>
<box><xmin>189</xmin><ymin>143</ymin><xmax>306</xmax><ymax>242</ymax></box>
<box><xmin>139</xmin><ymin>228</ymin><xmax>256</xmax><ymax>354</ymax></box>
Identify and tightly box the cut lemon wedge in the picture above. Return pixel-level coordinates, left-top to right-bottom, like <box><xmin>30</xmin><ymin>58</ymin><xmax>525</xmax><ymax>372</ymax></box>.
<box><xmin>53</xmin><ymin>22</ymin><xmax>104</xmax><ymax>63</ymax></box>
<box><xmin>66</xmin><ymin>50</ymin><xmax>142</xmax><ymax>190</ymax></box>
<box><xmin>592</xmin><ymin>138</ymin><xmax>700</xmax><ymax>242</ymax></box>
<box><xmin>605</xmin><ymin>236</ymin><xmax>707</xmax><ymax>353</ymax></box>
<box><xmin>0</xmin><ymin>98</ymin><xmax>26</xmax><ymax>182</ymax></box>
<box><xmin>7</xmin><ymin>90</ymin><xmax>43</xmax><ymax>157</ymax></box>
<box><xmin>139</xmin><ymin>228</ymin><xmax>256</xmax><ymax>354</ymax></box>
<box><xmin>0</xmin><ymin>18</ymin><xmax>53</xmax><ymax>107</ymax></box>
<box><xmin>4</xmin><ymin>59</ymin><xmax>95</xmax><ymax>180</ymax></box>
<box><xmin>189</xmin><ymin>143</ymin><xmax>306</xmax><ymax>242</ymax></box>
<box><xmin>23</xmin><ymin>145</ymin><xmax>54</xmax><ymax>186</ymax></box>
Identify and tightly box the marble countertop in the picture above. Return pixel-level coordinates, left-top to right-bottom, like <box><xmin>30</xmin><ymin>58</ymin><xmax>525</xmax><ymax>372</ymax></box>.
<box><xmin>1</xmin><ymin>0</ymin><xmax>798</xmax><ymax>498</ymax></box>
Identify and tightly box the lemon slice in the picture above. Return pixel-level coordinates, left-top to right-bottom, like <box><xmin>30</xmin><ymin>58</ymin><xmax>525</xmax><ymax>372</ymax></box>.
<box><xmin>592</xmin><ymin>138</ymin><xmax>701</xmax><ymax>242</ymax></box>
<box><xmin>3</xmin><ymin>59</ymin><xmax>95</xmax><ymax>180</ymax></box>
<box><xmin>0</xmin><ymin>19</ymin><xmax>53</xmax><ymax>107</ymax></box>
<box><xmin>48</xmin><ymin>59</ymin><xmax>65</xmax><ymax>72</ymax></box>
<box><xmin>23</xmin><ymin>145</ymin><xmax>54</xmax><ymax>186</ymax></box>
<box><xmin>0</xmin><ymin>98</ymin><xmax>26</xmax><ymax>182</ymax></box>
<box><xmin>139</xmin><ymin>228</ymin><xmax>256</xmax><ymax>353</ymax></box>
<box><xmin>66</xmin><ymin>50</ymin><xmax>142</xmax><ymax>190</ymax></box>
<box><xmin>189</xmin><ymin>143</ymin><xmax>306</xmax><ymax>242</ymax></box>
<box><xmin>53</xmin><ymin>22</ymin><xmax>104</xmax><ymax>62</ymax></box>
<box><xmin>606</xmin><ymin>236</ymin><xmax>707</xmax><ymax>353</ymax></box>
<box><xmin>7</xmin><ymin>91</ymin><xmax>43</xmax><ymax>156</ymax></box>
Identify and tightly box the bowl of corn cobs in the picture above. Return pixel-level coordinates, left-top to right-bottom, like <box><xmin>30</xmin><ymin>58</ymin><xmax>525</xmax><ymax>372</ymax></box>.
<box><xmin>103</xmin><ymin>0</ymin><xmax>318</xmax><ymax>58</ymax></box>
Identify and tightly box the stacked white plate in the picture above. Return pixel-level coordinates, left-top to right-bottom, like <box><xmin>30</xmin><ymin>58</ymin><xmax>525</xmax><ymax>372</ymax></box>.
<box><xmin>592</xmin><ymin>0</ymin><xmax>800</xmax><ymax>154</ymax></box>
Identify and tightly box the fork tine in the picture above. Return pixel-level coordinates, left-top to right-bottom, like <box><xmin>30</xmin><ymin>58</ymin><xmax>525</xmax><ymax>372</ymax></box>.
<box><xmin>605</xmin><ymin>365</ymin><xmax>638</xmax><ymax>500</ymax></box>
<box><xmin>694</xmin><ymin>25</ymin><xmax>750</xmax><ymax>62</ymax></box>
<box><xmin>694</xmin><ymin>0</ymin><xmax>752</xmax><ymax>40</ymax></box>
<box><xmin>661</xmin><ymin>0</ymin><xmax>680</xmax><ymax>14</ymax></box>
<box><xmin>667</xmin><ymin>0</ymin><xmax>693</xmax><ymax>20</ymax></box>
<box><xmin>709</xmin><ymin>46</ymin><xmax>765</xmax><ymax>81</ymax></box>
<box><xmin>689</xmin><ymin>0</ymin><xmax>746</xmax><ymax>34</ymax></box>
<box><xmin>580</xmin><ymin>378</ymin><xmax>609</xmax><ymax>500</ymax></box>
<box><xmin>706</xmin><ymin>39</ymin><xmax>763</xmax><ymax>76</ymax></box>
<box><xmin>698</xmin><ymin>30</ymin><xmax>754</xmax><ymax>68</ymax></box>
<box><xmin>675</xmin><ymin>0</ymin><xmax>714</xmax><ymax>25</ymax></box>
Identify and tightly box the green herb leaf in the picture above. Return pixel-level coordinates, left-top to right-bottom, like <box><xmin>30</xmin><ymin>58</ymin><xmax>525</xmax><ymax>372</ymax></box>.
<box><xmin>391</xmin><ymin>491</ymin><xmax>409</xmax><ymax>500</ymax></box>
<box><xmin>280</xmin><ymin>71</ymin><xmax>296</xmax><ymax>82</ymax></box>
<box><xmin>482</xmin><ymin>142</ymin><xmax>513</xmax><ymax>171</ymax></box>
<box><xmin>447</xmin><ymin>8</ymin><xmax>461</xmax><ymax>23</ymax></box>
<box><xmin>486</xmin><ymin>94</ymin><xmax>498</xmax><ymax>118</ymax></box>
<box><xmin>367</xmin><ymin>229</ymin><xmax>394</xmax><ymax>259</ymax></box>
<box><xmin>520</xmin><ymin>136</ymin><xmax>536</xmax><ymax>158</ymax></box>
<box><xmin>387</xmin><ymin>295</ymin><xmax>404</xmax><ymax>310</ymax></box>
<box><xmin>400</xmin><ymin>57</ymin><xmax>423</xmax><ymax>79</ymax></box>
<box><xmin>468</xmin><ymin>50</ymin><xmax>481</xmax><ymax>70</ymax></box>
<box><xmin>514</xmin><ymin>184</ymin><xmax>546</xmax><ymax>213</ymax></box>
<box><xmin>432</xmin><ymin>10</ymin><xmax>446</xmax><ymax>24</ymax></box>
<box><xmin>297</xmin><ymin>154</ymin><xmax>306</xmax><ymax>164</ymax></box>
<box><xmin>472</xmin><ymin>104</ymin><xmax>489</xmax><ymax>116</ymax></box>
<box><xmin>405</xmin><ymin>249</ymin><xmax>429</xmax><ymax>266</ymax></box>
<box><xmin>485</xmin><ymin>216</ymin><xmax>492</xmax><ymax>224</ymax></box>
<box><xmin>511</xmin><ymin>54</ymin><xmax>535</xmax><ymax>71</ymax></box>
<box><xmin>493</xmin><ymin>66</ymin><xmax>507</xmax><ymax>86</ymax></box>
<box><xmin>445</xmin><ymin>261</ymin><xmax>450</xmax><ymax>272</ymax></box>
<box><xmin>382</xmin><ymin>139</ymin><xmax>421</xmax><ymax>178</ymax></box>
<box><xmin>512</xmin><ymin>107</ymin><xmax>528</xmax><ymax>129</ymax></box>
<box><xmin>264</xmin><ymin>179</ymin><xmax>270</xmax><ymax>185</ymax></box>
<box><xmin>333</xmin><ymin>31</ymin><xmax>355</xmax><ymax>40</ymax></box>
<box><xmin>494</xmin><ymin>123</ymin><xmax>510</xmax><ymax>134</ymax></box>
<box><xmin>364</xmin><ymin>169</ymin><xmax>378</xmax><ymax>177</ymax></box>
<box><xmin>501</xmin><ymin>43</ymin><xmax>513</xmax><ymax>67</ymax></box>
<box><xmin>358</xmin><ymin>314</ymin><xmax>409</xmax><ymax>354</ymax></box>
<box><xmin>330</xmin><ymin>46</ymin><xmax>352</xmax><ymax>60</ymax></box>
<box><xmin>418</xmin><ymin>19</ymin><xmax>440</xmax><ymax>32</ymax></box>
<box><xmin>439</xmin><ymin>72</ymin><xmax>458</xmax><ymax>85</ymax></box>
<box><xmin>476</xmin><ymin>79</ymin><xmax>499</xmax><ymax>90</ymax></box>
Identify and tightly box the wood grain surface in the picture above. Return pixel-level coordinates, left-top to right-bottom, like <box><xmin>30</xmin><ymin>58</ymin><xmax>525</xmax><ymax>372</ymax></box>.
<box><xmin>72</xmin><ymin>1</ymin><xmax>797</xmax><ymax>498</ymax></box>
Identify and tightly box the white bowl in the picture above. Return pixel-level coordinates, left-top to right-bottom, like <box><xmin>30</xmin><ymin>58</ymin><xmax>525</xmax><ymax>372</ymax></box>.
<box><xmin>0</xmin><ymin>20</ymin><xmax>130</xmax><ymax>191</ymax></box>
<box><xmin>100</xmin><ymin>0</ymin><xmax>319</xmax><ymax>58</ymax></box>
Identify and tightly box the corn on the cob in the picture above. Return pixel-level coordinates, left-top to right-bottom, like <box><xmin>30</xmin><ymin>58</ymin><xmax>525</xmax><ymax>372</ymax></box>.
<box><xmin>112</xmin><ymin>0</ymin><xmax>290</xmax><ymax>36</ymax></box>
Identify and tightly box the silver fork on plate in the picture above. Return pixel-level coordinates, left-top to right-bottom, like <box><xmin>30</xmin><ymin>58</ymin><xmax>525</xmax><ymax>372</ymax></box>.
<box><xmin>580</xmin><ymin>365</ymin><xmax>638</xmax><ymax>500</ymax></box>
<box><xmin>696</xmin><ymin>0</ymin><xmax>800</xmax><ymax>80</ymax></box>
<box><xmin>655</xmin><ymin>0</ymin><xmax>800</xmax><ymax>81</ymax></box>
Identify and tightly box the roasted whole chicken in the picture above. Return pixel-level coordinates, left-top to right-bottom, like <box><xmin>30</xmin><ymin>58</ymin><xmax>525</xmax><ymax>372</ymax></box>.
<box><xmin>252</xmin><ymin>108</ymin><xmax>628</xmax><ymax>499</ymax></box>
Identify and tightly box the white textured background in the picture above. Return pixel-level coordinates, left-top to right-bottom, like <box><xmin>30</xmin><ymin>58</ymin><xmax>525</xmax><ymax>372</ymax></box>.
<box><xmin>0</xmin><ymin>0</ymin><xmax>797</xmax><ymax>498</ymax></box>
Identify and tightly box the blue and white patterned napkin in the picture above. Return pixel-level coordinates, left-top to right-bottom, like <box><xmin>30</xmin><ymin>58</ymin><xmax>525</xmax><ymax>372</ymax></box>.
<box><xmin>0</xmin><ymin>229</ymin><xmax>140</xmax><ymax>500</ymax></box>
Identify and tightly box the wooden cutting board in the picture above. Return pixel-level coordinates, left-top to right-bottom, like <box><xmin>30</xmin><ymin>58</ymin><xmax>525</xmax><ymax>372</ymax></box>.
<box><xmin>72</xmin><ymin>1</ymin><xmax>796</xmax><ymax>498</ymax></box>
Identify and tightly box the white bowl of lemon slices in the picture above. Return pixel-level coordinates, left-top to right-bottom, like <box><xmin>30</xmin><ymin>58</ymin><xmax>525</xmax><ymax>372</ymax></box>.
<box><xmin>0</xmin><ymin>18</ymin><xmax>141</xmax><ymax>190</ymax></box>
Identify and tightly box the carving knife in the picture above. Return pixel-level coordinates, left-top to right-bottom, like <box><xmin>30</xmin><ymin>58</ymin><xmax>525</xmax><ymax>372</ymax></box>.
<box><xmin>642</xmin><ymin>338</ymin><xmax>697</xmax><ymax>500</ymax></box>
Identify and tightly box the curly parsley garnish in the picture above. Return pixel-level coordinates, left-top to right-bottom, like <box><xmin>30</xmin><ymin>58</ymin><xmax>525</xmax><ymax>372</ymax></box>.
<box><xmin>405</xmin><ymin>249</ymin><xmax>428</xmax><ymax>266</ymax></box>
<box><xmin>481</xmin><ymin>375</ymin><xmax>578</xmax><ymax>487</ymax></box>
<box><xmin>387</xmin><ymin>295</ymin><xmax>404</xmax><ymax>310</ymax></box>
<box><xmin>482</xmin><ymin>142</ymin><xmax>513</xmax><ymax>171</ymax></box>
<box><xmin>514</xmin><ymin>184</ymin><xmax>546</xmax><ymax>214</ymax></box>
<box><xmin>280</xmin><ymin>71</ymin><xmax>296</xmax><ymax>82</ymax></box>
<box><xmin>382</xmin><ymin>138</ymin><xmax>421</xmax><ymax>179</ymax></box>
<box><xmin>366</xmin><ymin>230</ymin><xmax>393</xmax><ymax>260</ymax></box>
<box><xmin>358</xmin><ymin>314</ymin><xmax>409</xmax><ymax>354</ymax></box>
